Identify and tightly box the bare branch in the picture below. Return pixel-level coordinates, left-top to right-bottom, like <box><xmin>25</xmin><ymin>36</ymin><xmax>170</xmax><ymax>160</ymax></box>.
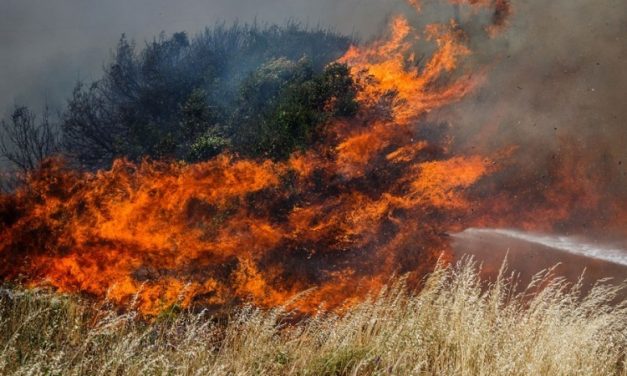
<box><xmin>0</xmin><ymin>106</ymin><xmax>60</xmax><ymax>174</ymax></box>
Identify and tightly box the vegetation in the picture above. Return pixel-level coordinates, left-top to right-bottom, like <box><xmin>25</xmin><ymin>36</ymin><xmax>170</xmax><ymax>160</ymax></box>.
<box><xmin>0</xmin><ymin>106</ymin><xmax>59</xmax><ymax>173</ymax></box>
<box><xmin>1</xmin><ymin>259</ymin><xmax>625</xmax><ymax>375</ymax></box>
<box><xmin>230</xmin><ymin>59</ymin><xmax>357</xmax><ymax>159</ymax></box>
<box><xmin>0</xmin><ymin>106</ymin><xmax>59</xmax><ymax>191</ymax></box>
<box><xmin>0</xmin><ymin>22</ymin><xmax>356</xmax><ymax>174</ymax></box>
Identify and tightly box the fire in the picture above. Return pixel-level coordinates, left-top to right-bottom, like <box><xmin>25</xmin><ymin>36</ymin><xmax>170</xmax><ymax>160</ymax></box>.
<box><xmin>2</xmin><ymin>0</ymin><xmax>622</xmax><ymax>315</ymax></box>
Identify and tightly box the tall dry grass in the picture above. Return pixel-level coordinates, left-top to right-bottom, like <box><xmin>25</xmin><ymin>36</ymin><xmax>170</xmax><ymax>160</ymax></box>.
<box><xmin>0</xmin><ymin>259</ymin><xmax>625</xmax><ymax>375</ymax></box>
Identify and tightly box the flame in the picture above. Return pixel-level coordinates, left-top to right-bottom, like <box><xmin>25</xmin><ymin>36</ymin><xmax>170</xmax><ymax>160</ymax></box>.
<box><xmin>2</xmin><ymin>0</ymin><xmax>621</xmax><ymax>315</ymax></box>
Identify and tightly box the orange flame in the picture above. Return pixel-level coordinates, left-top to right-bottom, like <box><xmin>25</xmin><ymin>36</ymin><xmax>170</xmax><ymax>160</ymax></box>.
<box><xmin>5</xmin><ymin>0</ymin><xmax>620</xmax><ymax>316</ymax></box>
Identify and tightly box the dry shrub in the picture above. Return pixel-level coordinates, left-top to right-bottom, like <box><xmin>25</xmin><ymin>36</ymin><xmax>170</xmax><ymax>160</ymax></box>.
<box><xmin>1</xmin><ymin>258</ymin><xmax>625</xmax><ymax>375</ymax></box>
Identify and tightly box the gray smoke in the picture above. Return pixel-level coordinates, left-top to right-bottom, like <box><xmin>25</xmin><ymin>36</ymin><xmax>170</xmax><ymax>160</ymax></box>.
<box><xmin>435</xmin><ymin>0</ymin><xmax>627</xmax><ymax>177</ymax></box>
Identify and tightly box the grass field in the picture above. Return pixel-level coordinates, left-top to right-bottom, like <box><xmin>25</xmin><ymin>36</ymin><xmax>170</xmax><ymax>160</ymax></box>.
<box><xmin>1</xmin><ymin>259</ymin><xmax>625</xmax><ymax>375</ymax></box>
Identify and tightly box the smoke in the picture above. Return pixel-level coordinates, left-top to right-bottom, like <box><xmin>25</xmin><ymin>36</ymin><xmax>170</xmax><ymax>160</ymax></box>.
<box><xmin>437</xmin><ymin>0</ymin><xmax>627</xmax><ymax>183</ymax></box>
<box><xmin>388</xmin><ymin>0</ymin><xmax>627</xmax><ymax>237</ymax></box>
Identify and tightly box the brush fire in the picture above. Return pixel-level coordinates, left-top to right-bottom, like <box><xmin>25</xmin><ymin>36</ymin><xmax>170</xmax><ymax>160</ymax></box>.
<box><xmin>0</xmin><ymin>0</ymin><xmax>625</xmax><ymax>316</ymax></box>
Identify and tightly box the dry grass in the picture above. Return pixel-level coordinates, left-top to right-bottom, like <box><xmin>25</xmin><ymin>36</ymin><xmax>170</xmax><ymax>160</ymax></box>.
<box><xmin>1</xmin><ymin>259</ymin><xmax>625</xmax><ymax>375</ymax></box>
